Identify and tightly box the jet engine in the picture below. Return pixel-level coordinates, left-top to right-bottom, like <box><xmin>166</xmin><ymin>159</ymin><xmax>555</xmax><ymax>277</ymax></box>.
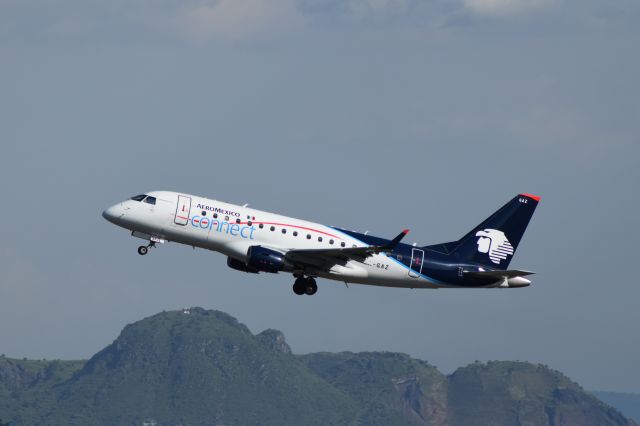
<box><xmin>227</xmin><ymin>257</ymin><xmax>259</xmax><ymax>273</ymax></box>
<box><xmin>246</xmin><ymin>246</ymin><xmax>292</xmax><ymax>273</ymax></box>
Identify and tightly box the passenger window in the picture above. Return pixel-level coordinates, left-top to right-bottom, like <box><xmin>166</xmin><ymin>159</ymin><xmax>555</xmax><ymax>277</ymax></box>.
<box><xmin>259</xmin><ymin>224</ymin><xmax>264</xmax><ymax>229</ymax></box>
<box><xmin>306</xmin><ymin>234</ymin><xmax>311</xmax><ymax>239</ymax></box>
<box><xmin>225</xmin><ymin>216</ymin><xmax>229</xmax><ymax>221</ymax></box>
<box><xmin>213</xmin><ymin>213</ymin><xmax>218</xmax><ymax>219</ymax></box>
<box><xmin>341</xmin><ymin>242</ymin><xmax>346</xmax><ymax>247</ymax></box>
<box><xmin>236</xmin><ymin>218</ymin><xmax>241</xmax><ymax>224</ymax></box>
<box><xmin>144</xmin><ymin>196</ymin><xmax>156</xmax><ymax>205</ymax></box>
<box><xmin>202</xmin><ymin>211</ymin><xmax>207</xmax><ymax>216</ymax></box>
<box><xmin>130</xmin><ymin>194</ymin><xmax>146</xmax><ymax>202</ymax></box>
<box><xmin>282</xmin><ymin>229</ymin><xmax>286</xmax><ymax>234</ymax></box>
<box><xmin>293</xmin><ymin>231</ymin><xmax>298</xmax><ymax>237</ymax></box>
<box><xmin>247</xmin><ymin>221</ymin><xmax>252</xmax><ymax>226</ymax></box>
<box><xmin>270</xmin><ymin>226</ymin><xmax>275</xmax><ymax>231</ymax></box>
<box><xmin>329</xmin><ymin>239</ymin><xmax>334</xmax><ymax>245</ymax></box>
<box><xmin>318</xmin><ymin>237</ymin><xmax>323</xmax><ymax>242</ymax></box>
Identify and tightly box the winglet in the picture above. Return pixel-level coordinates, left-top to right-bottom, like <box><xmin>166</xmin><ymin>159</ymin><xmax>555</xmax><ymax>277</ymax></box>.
<box><xmin>384</xmin><ymin>229</ymin><xmax>409</xmax><ymax>251</ymax></box>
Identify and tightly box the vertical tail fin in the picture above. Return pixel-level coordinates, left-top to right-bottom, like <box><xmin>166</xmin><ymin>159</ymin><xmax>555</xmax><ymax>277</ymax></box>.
<box><xmin>426</xmin><ymin>194</ymin><xmax>540</xmax><ymax>269</ymax></box>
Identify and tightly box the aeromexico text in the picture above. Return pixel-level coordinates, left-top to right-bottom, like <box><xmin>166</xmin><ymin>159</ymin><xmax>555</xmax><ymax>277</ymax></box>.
<box><xmin>197</xmin><ymin>203</ymin><xmax>241</xmax><ymax>217</ymax></box>
<box><xmin>192</xmin><ymin>203</ymin><xmax>255</xmax><ymax>240</ymax></box>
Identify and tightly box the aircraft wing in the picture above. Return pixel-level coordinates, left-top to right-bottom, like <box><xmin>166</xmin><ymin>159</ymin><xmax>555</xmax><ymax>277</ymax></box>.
<box><xmin>285</xmin><ymin>229</ymin><xmax>409</xmax><ymax>266</ymax></box>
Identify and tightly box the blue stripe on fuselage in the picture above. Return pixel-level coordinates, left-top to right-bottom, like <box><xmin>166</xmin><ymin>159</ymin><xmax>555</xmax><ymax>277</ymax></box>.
<box><xmin>329</xmin><ymin>227</ymin><xmax>385</xmax><ymax>246</ymax></box>
<box><xmin>384</xmin><ymin>254</ymin><xmax>450</xmax><ymax>286</ymax></box>
<box><xmin>330</xmin><ymin>227</ymin><xmax>451</xmax><ymax>286</ymax></box>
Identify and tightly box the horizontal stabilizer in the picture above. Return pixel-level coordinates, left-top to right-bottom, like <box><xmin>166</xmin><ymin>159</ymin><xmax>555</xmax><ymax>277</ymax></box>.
<box><xmin>464</xmin><ymin>269</ymin><xmax>535</xmax><ymax>280</ymax></box>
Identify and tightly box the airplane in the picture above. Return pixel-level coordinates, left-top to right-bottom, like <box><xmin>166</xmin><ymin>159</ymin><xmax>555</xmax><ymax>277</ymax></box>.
<box><xmin>102</xmin><ymin>192</ymin><xmax>540</xmax><ymax>295</ymax></box>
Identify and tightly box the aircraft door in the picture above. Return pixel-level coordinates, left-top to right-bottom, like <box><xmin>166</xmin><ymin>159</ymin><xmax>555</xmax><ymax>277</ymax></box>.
<box><xmin>409</xmin><ymin>248</ymin><xmax>424</xmax><ymax>278</ymax></box>
<box><xmin>174</xmin><ymin>195</ymin><xmax>191</xmax><ymax>226</ymax></box>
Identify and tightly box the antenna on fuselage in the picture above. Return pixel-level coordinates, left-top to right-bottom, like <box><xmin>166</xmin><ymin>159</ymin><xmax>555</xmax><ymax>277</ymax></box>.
<box><xmin>243</xmin><ymin>203</ymin><xmax>249</xmax><ymax>207</ymax></box>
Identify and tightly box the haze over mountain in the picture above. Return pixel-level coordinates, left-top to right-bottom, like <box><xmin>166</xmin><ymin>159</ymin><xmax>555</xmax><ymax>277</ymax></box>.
<box><xmin>593</xmin><ymin>392</ymin><xmax>640</xmax><ymax>424</ymax></box>
<box><xmin>0</xmin><ymin>308</ymin><xmax>635</xmax><ymax>426</ymax></box>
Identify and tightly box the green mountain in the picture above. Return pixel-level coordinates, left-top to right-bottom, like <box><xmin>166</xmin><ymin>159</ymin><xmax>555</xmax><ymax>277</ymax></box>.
<box><xmin>446</xmin><ymin>361</ymin><xmax>631</xmax><ymax>426</ymax></box>
<box><xmin>0</xmin><ymin>308</ymin><xmax>635</xmax><ymax>426</ymax></box>
<box><xmin>301</xmin><ymin>351</ymin><xmax>448</xmax><ymax>425</ymax></box>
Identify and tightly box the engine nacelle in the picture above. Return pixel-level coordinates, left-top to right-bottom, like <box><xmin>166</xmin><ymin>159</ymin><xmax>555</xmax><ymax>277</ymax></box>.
<box><xmin>227</xmin><ymin>257</ymin><xmax>259</xmax><ymax>274</ymax></box>
<box><xmin>246</xmin><ymin>246</ymin><xmax>292</xmax><ymax>273</ymax></box>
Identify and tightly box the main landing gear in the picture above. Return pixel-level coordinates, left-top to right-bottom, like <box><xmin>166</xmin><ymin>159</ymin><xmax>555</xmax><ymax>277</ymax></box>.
<box><xmin>137</xmin><ymin>241</ymin><xmax>155</xmax><ymax>256</ymax></box>
<box><xmin>293</xmin><ymin>277</ymin><xmax>317</xmax><ymax>296</ymax></box>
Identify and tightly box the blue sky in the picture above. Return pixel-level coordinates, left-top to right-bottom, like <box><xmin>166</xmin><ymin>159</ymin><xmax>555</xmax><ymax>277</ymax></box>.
<box><xmin>0</xmin><ymin>0</ymin><xmax>639</xmax><ymax>393</ymax></box>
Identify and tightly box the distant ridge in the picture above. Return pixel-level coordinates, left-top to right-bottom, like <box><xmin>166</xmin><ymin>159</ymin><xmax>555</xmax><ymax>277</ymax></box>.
<box><xmin>593</xmin><ymin>391</ymin><xmax>640</xmax><ymax>423</ymax></box>
<box><xmin>0</xmin><ymin>307</ymin><xmax>636</xmax><ymax>426</ymax></box>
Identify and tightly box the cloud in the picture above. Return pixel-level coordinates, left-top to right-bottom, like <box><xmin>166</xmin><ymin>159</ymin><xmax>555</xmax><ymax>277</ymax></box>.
<box><xmin>344</xmin><ymin>0</ymin><xmax>412</xmax><ymax>20</ymax></box>
<box><xmin>462</xmin><ymin>0</ymin><xmax>558</xmax><ymax>17</ymax></box>
<box><xmin>179</xmin><ymin>0</ymin><xmax>305</xmax><ymax>40</ymax></box>
<box><xmin>0</xmin><ymin>0</ymin><xmax>584</xmax><ymax>44</ymax></box>
<box><xmin>298</xmin><ymin>0</ymin><xmax>434</xmax><ymax>25</ymax></box>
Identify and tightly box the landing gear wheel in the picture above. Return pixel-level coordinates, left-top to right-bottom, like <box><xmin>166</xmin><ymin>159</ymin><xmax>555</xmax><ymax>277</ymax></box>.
<box><xmin>304</xmin><ymin>278</ymin><xmax>318</xmax><ymax>296</ymax></box>
<box><xmin>292</xmin><ymin>278</ymin><xmax>306</xmax><ymax>295</ymax></box>
<box><xmin>137</xmin><ymin>246</ymin><xmax>148</xmax><ymax>255</ymax></box>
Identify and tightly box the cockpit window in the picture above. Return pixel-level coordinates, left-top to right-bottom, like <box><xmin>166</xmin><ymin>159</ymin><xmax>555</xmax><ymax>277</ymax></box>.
<box><xmin>131</xmin><ymin>194</ymin><xmax>146</xmax><ymax>201</ymax></box>
<box><xmin>144</xmin><ymin>196</ymin><xmax>156</xmax><ymax>205</ymax></box>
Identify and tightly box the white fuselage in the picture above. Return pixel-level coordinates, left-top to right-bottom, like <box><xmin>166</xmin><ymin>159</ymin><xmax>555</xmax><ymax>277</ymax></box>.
<box><xmin>103</xmin><ymin>191</ymin><xmax>442</xmax><ymax>289</ymax></box>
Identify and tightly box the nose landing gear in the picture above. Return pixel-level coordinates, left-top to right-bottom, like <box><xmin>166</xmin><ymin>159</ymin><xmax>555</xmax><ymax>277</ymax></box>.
<box><xmin>137</xmin><ymin>241</ymin><xmax>156</xmax><ymax>256</ymax></box>
<box><xmin>293</xmin><ymin>277</ymin><xmax>317</xmax><ymax>296</ymax></box>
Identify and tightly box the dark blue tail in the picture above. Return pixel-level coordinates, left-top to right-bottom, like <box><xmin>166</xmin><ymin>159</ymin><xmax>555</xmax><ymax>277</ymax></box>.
<box><xmin>426</xmin><ymin>194</ymin><xmax>540</xmax><ymax>269</ymax></box>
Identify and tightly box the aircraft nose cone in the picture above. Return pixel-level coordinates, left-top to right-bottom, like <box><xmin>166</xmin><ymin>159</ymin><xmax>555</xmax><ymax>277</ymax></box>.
<box><xmin>102</xmin><ymin>205</ymin><xmax>122</xmax><ymax>224</ymax></box>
